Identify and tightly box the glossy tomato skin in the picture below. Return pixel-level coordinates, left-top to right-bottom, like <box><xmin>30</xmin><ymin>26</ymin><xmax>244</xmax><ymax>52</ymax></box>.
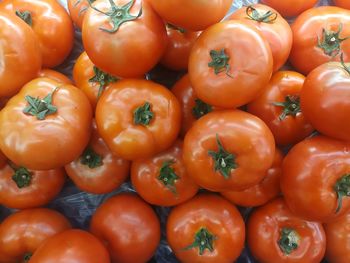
<box><xmin>301</xmin><ymin>62</ymin><xmax>350</xmax><ymax>141</ymax></box>
<box><xmin>183</xmin><ymin>110</ymin><xmax>275</xmax><ymax>192</ymax></box>
<box><xmin>0</xmin><ymin>208</ymin><xmax>71</xmax><ymax>263</ymax></box>
<box><xmin>167</xmin><ymin>194</ymin><xmax>245</xmax><ymax>263</ymax></box>
<box><xmin>248</xmin><ymin>198</ymin><xmax>326</xmax><ymax>263</ymax></box>
<box><xmin>96</xmin><ymin>79</ymin><xmax>181</xmax><ymax>160</ymax></box>
<box><xmin>83</xmin><ymin>0</ymin><xmax>167</xmax><ymax>78</ymax></box>
<box><xmin>221</xmin><ymin>148</ymin><xmax>283</xmax><ymax>207</ymax></box>
<box><xmin>230</xmin><ymin>4</ymin><xmax>292</xmax><ymax>72</ymax></box>
<box><xmin>334</xmin><ymin>0</ymin><xmax>350</xmax><ymax>9</ymax></box>
<box><xmin>0</xmin><ymin>78</ymin><xmax>92</xmax><ymax>170</ymax></box>
<box><xmin>260</xmin><ymin>0</ymin><xmax>318</xmax><ymax>17</ymax></box>
<box><xmin>248</xmin><ymin>71</ymin><xmax>314</xmax><ymax>146</ymax></box>
<box><xmin>68</xmin><ymin>0</ymin><xmax>90</xmax><ymax>29</ymax></box>
<box><xmin>281</xmin><ymin>136</ymin><xmax>350</xmax><ymax>222</ymax></box>
<box><xmin>38</xmin><ymin>69</ymin><xmax>73</xmax><ymax>85</ymax></box>
<box><xmin>189</xmin><ymin>20</ymin><xmax>273</xmax><ymax>108</ymax></box>
<box><xmin>0</xmin><ymin>11</ymin><xmax>41</xmax><ymax>98</ymax></box>
<box><xmin>290</xmin><ymin>6</ymin><xmax>350</xmax><ymax>75</ymax></box>
<box><xmin>30</xmin><ymin>229</ymin><xmax>111</xmax><ymax>263</ymax></box>
<box><xmin>90</xmin><ymin>193</ymin><xmax>160</xmax><ymax>263</ymax></box>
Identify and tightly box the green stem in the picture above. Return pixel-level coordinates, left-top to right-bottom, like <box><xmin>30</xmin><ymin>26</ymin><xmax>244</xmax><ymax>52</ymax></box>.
<box><xmin>208</xmin><ymin>49</ymin><xmax>234</xmax><ymax>78</ymax></box>
<box><xmin>245</xmin><ymin>5</ymin><xmax>277</xmax><ymax>23</ymax></box>
<box><xmin>183</xmin><ymin>228</ymin><xmax>217</xmax><ymax>255</ymax></box>
<box><xmin>272</xmin><ymin>95</ymin><xmax>301</xmax><ymax>121</ymax></box>
<box><xmin>157</xmin><ymin>160</ymin><xmax>179</xmax><ymax>194</ymax></box>
<box><xmin>317</xmin><ymin>23</ymin><xmax>350</xmax><ymax>57</ymax></box>
<box><xmin>23</xmin><ymin>252</ymin><xmax>32</xmax><ymax>263</ymax></box>
<box><xmin>15</xmin><ymin>10</ymin><xmax>32</xmax><ymax>26</ymax></box>
<box><xmin>80</xmin><ymin>147</ymin><xmax>103</xmax><ymax>168</ymax></box>
<box><xmin>23</xmin><ymin>88</ymin><xmax>58</xmax><ymax>120</ymax></box>
<box><xmin>278</xmin><ymin>228</ymin><xmax>300</xmax><ymax>255</ymax></box>
<box><xmin>340</xmin><ymin>53</ymin><xmax>350</xmax><ymax>76</ymax></box>
<box><xmin>89</xmin><ymin>66</ymin><xmax>118</xmax><ymax>98</ymax></box>
<box><xmin>334</xmin><ymin>174</ymin><xmax>350</xmax><ymax>213</ymax></box>
<box><xmin>192</xmin><ymin>99</ymin><xmax>213</xmax><ymax>119</ymax></box>
<box><xmin>133</xmin><ymin>102</ymin><xmax>154</xmax><ymax>126</ymax></box>
<box><xmin>11</xmin><ymin>166</ymin><xmax>32</xmax><ymax>188</ymax></box>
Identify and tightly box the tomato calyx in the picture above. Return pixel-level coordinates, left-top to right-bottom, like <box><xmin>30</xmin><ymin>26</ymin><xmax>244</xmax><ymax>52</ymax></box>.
<box><xmin>23</xmin><ymin>88</ymin><xmax>58</xmax><ymax>120</ymax></box>
<box><xmin>10</xmin><ymin>165</ymin><xmax>33</xmax><ymax>188</ymax></box>
<box><xmin>317</xmin><ymin>24</ymin><xmax>350</xmax><ymax>57</ymax></box>
<box><xmin>245</xmin><ymin>6</ymin><xmax>278</xmax><ymax>23</ymax></box>
<box><xmin>278</xmin><ymin>228</ymin><xmax>300</xmax><ymax>255</ymax></box>
<box><xmin>208</xmin><ymin>134</ymin><xmax>237</xmax><ymax>179</ymax></box>
<box><xmin>80</xmin><ymin>147</ymin><xmax>103</xmax><ymax>169</ymax></box>
<box><xmin>192</xmin><ymin>99</ymin><xmax>213</xmax><ymax>119</ymax></box>
<box><xmin>334</xmin><ymin>174</ymin><xmax>350</xmax><ymax>213</ymax></box>
<box><xmin>15</xmin><ymin>10</ymin><xmax>32</xmax><ymax>26</ymax></box>
<box><xmin>89</xmin><ymin>66</ymin><xmax>118</xmax><ymax>98</ymax></box>
<box><xmin>133</xmin><ymin>102</ymin><xmax>154</xmax><ymax>126</ymax></box>
<box><xmin>166</xmin><ymin>23</ymin><xmax>186</xmax><ymax>34</ymax></box>
<box><xmin>184</xmin><ymin>228</ymin><xmax>217</xmax><ymax>255</ymax></box>
<box><xmin>23</xmin><ymin>252</ymin><xmax>32</xmax><ymax>263</ymax></box>
<box><xmin>272</xmin><ymin>95</ymin><xmax>301</xmax><ymax>121</ymax></box>
<box><xmin>157</xmin><ymin>160</ymin><xmax>179</xmax><ymax>194</ymax></box>
<box><xmin>88</xmin><ymin>0</ymin><xmax>142</xmax><ymax>33</ymax></box>
<box><xmin>208</xmin><ymin>49</ymin><xmax>234</xmax><ymax>78</ymax></box>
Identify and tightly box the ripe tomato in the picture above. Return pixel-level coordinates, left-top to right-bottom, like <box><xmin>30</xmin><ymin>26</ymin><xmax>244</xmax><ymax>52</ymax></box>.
<box><xmin>29</xmin><ymin>229</ymin><xmax>110</xmax><ymax>263</ymax></box>
<box><xmin>248</xmin><ymin>71</ymin><xmax>314</xmax><ymax>146</ymax></box>
<box><xmin>90</xmin><ymin>193</ymin><xmax>160</xmax><ymax>263</ymax></box>
<box><xmin>301</xmin><ymin>61</ymin><xmax>350</xmax><ymax>141</ymax></box>
<box><xmin>148</xmin><ymin>0</ymin><xmax>232</xmax><ymax>31</ymax></box>
<box><xmin>260</xmin><ymin>0</ymin><xmax>318</xmax><ymax>17</ymax></box>
<box><xmin>67</xmin><ymin>0</ymin><xmax>91</xmax><ymax>29</ymax></box>
<box><xmin>38</xmin><ymin>69</ymin><xmax>73</xmax><ymax>85</ymax></box>
<box><xmin>230</xmin><ymin>4</ymin><xmax>292</xmax><ymax>72</ymax></box>
<box><xmin>188</xmin><ymin>20</ymin><xmax>273</xmax><ymax>108</ymax></box>
<box><xmin>167</xmin><ymin>194</ymin><xmax>245</xmax><ymax>263</ymax></box>
<box><xmin>183</xmin><ymin>110</ymin><xmax>275</xmax><ymax>192</ymax></box>
<box><xmin>0</xmin><ymin>0</ymin><xmax>74</xmax><ymax>68</ymax></box>
<box><xmin>334</xmin><ymin>0</ymin><xmax>350</xmax><ymax>9</ymax></box>
<box><xmin>248</xmin><ymin>198</ymin><xmax>326</xmax><ymax>263</ymax></box>
<box><xmin>82</xmin><ymin>0</ymin><xmax>167</xmax><ymax>78</ymax></box>
<box><xmin>96</xmin><ymin>79</ymin><xmax>181</xmax><ymax>160</ymax></box>
<box><xmin>290</xmin><ymin>6</ymin><xmax>350</xmax><ymax>75</ymax></box>
<box><xmin>281</xmin><ymin>136</ymin><xmax>350</xmax><ymax>222</ymax></box>
<box><xmin>0</xmin><ymin>11</ymin><xmax>41</xmax><ymax>98</ymax></box>
<box><xmin>0</xmin><ymin>208</ymin><xmax>71</xmax><ymax>263</ymax></box>
<box><xmin>221</xmin><ymin>148</ymin><xmax>283</xmax><ymax>207</ymax></box>
<box><xmin>0</xmin><ymin>78</ymin><xmax>92</xmax><ymax>170</ymax></box>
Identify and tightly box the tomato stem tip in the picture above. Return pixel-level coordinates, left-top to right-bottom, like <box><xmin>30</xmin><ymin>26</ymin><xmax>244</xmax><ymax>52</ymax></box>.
<box><xmin>183</xmin><ymin>228</ymin><xmax>217</xmax><ymax>256</ymax></box>
<box><xmin>80</xmin><ymin>147</ymin><xmax>103</xmax><ymax>168</ymax></box>
<box><xmin>89</xmin><ymin>66</ymin><xmax>118</xmax><ymax>98</ymax></box>
<box><xmin>334</xmin><ymin>174</ymin><xmax>350</xmax><ymax>213</ymax></box>
<box><xmin>15</xmin><ymin>10</ymin><xmax>32</xmax><ymax>26</ymax></box>
<box><xmin>157</xmin><ymin>160</ymin><xmax>179</xmax><ymax>195</ymax></box>
<box><xmin>272</xmin><ymin>95</ymin><xmax>301</xmax><ymax>121</ymax></box>
<box><xmin>245</xmin><ymin>6</ymin><xmax>277</xmax><ymax>23</ymax></box>
<box><xmin>133</xmin><ymin>102</ymin><xmax>154</xmax><ymax>126</ymax></box>
<box><xmin>192</xmin><ymin>99</ymin><xmax>213</xmax><ymax>119</ymax></box>
<box><xmin>23</xmin><ymin>88</ymin><xmax>58</xmax><ymax>120</ymax></box>
<box><xmin>317</xmin><ymin>24</ymin><xmax>350</xmax><ymax>57</ymax></box>
<box><xmin>208</xmin><ymin>49</ymin><xmax>234</xmax><ymax>78</ymax></box>
<box><xmin>278</xmin><ymin>228</ymin><xmax>300</xmax><ymax>255</ymax></box>
<box><xmin>11</xmin><ymin>167</ymin><xmax>32</xmax><ymax>188</ymax></box>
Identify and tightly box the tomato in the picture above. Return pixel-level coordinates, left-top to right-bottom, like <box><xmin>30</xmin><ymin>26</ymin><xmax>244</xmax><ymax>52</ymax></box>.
<box><xmin>334</xmin><ymin>0</ymin><xmax>350</xmax><ymax>9</ymax></box>
<box><xmin>29</xmin><ymin>229</ymin><xmax>110</xmax><ymax>263</ymax></box>
<box><xmin>0</xmin><ymin>208</ymin><xmax>71</xmax><ymax>263</ymax></box>
<box><xmin>183</xmin><ymin>110</ymin><xmax>275</xmax><ymax>192</ymax></box>
<box><xmin>67</xmin><ymin>0</ymin><xmax>91</xmax><ymax>29</ymax></box>
<box><xmin>290</xmin><ymin>6</ymin><xmax>350</xmax><ymax>75</ymax></box>
<box><xmin>0</xmin><ymin>0</ymin><xmax>74</xmax><ymax>68</ymax></box>
<box><xmin>281</xmin><ymin>136</ymin><xmax>350</xmax><ymax>222</ymax></box>
<box><xmin>248</xmin><ymin>71</ymin><xmax>314</xmax><ymax>146</ymax></box>
<box><xmin>230</xmin><ymin>4</ymin><xmax>292</xmax><ymax>72</ymax></box>
<box><xmin>0</xmin><ymin>11</ymin><xmax>41</xmax><ymax>98</ymax></box>
<box><xmin>221</xmin><ymin>148</ymin><xmax>283</xmax><ymax>207</ymax></box>
<box><xmin>0</xmin><ymin>151</ymin><xmax>7</xmax><ymax>169</ymax></box>
<box><xmin>82</xmin><ymin>0</ymin><xmax>167</xmax><ymax>78</ymax></box>
<box><xmin>260</xmin><ymin>0</ymin><xmax>318</xmax><ymax>17</ymax></box>
<box><xmin>90</xmin><ymin>193</ymin><xmax>160</xmax><ymax>263</ymax></box>
<box><xmin>38</xmin><ymin>69</ymin><xmax>73</xmax><ymax>85</ymax></box>
<box><xmin>247</xmin><ymin>198</ymin><xmax>326</xmax><ymax>263</ymax></box>
<box><xmin>148</xmin><ymin>0</ymin><xmax>232</xmax><ymax>31</ymax></box>
<box><xmin>188</xmin><ymin>20</ymin><xmax>273</xmax><ymax>108</ymax></box>
<box><xmin>301</xmin><ymin>61</ymin><xmax>350</xmax><ymax>141</ymax></box>
<box><xmin>96</xmin><ymin>79</ymin><xmax>181</xmax><ymax>160</ymax></box>
<box><xmin>0</xmin><ymin>78</ymin><xmax>92</xmax><ymax>170</ymax></box>
<box><xmin>167</xmin><ymin>194</ymin><xmax>245</xmax><ymax>263</ymax></box>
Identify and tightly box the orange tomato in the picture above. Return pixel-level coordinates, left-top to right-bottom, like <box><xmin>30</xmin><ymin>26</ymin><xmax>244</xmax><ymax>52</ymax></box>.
<box><xmin>38</xmin><ymin>69</ymin><xmax>73</xmax><ymax>85</ymax></box>
<box><xmin>260</xmin><ymin>0</ymin><xmax>318</xmax><ymax>17</ymax></box>
<box><xmin>67</xmin><ymin>0</ymin><xmax>91</xmax><ymax>29</ymax></box>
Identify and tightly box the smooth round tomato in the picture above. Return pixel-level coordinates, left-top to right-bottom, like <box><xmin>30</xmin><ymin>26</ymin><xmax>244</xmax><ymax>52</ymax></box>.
<box><xmin>0</xmin><ymin>0</ymin><xmax>74</xmax><ymax>68</ymax></box>
<box><xmin>221</xmin><ymin>148</ymin><xmax>283</xmax><ymax>207</ymax></box>
<box><xmin>90</xmin><ymin>193</ymin><xmax>160</xmax><ymax>263</ymax></box>
<box><xmin>248</xmin><ymin>198</ymin><xmax>326</xmax><ymax>263</ymax></box>
<box><xmin>290</xmin><ymin>6</ymin><xmax>350</xmax><ymax>75</ymax></box>
<box><xmin>301</xmin><ymin>61</ymin><xmax>350</xmax><ymax>141</ymax></box>
<box><xmin>96</xmin><ymin>79</ymin><xmax>181</xmax><ymax>160</ymax></box>
<box><xmin>260</xmin><ymin>0</ymin><xmax>318</xmax><ymax>17</ymax></box>
<box><xmin>0</xmin><ymin>208</ymin><xmax>71</xmax><ymax>263</ymax></box>
<box><xmin>167</xmin><ymin>194</ymin><xmax>245</xmax><ymax>263</ymax></box>
<box><xmin>0</xmin><ymin>11</ymin><xmax>41</xmax><ymax>98</ymax></box>
<box><xmin>334</xmin><ymin>0</ymin><xmax>350</xmax><ymax>9</ymax></box>
<box><xmin>29</xmin><ymin>229</ymin><xmax>110</xmax><ymax>263</ymax></box>
<box><xmin>230</xmin><ymin>4</ymin><xmax>292</xmax><ymax>72</ymax></box>
<box><xmin>38</xmin><ymin>69</ymin><xmax>73</xmax><ymax>85</ymax></box>
<box><xmin>148</xmin><ymin>0</ymin><xmax>232</xmax><ymax>31</ymax></box>
<box><xmin>68</xmin><ymin>0</ymin><xmax>91</xmax><ymax>29</ymax></box>
<box><xmin>0</xmin><ymin>78</ymin><xmax>92</xmax><ymax>170</ymax></box>
<box><xmin>248</xmin><ymin>71</ymin><xmax>314</xmax><ymax>146</ymax></box>
<box><xmin>183</xmin><ymin>110</ymin><xmax>275</xmax><ymax>192</ymax></box>
<box><xmin>189</xmin><ymin>20</ymin><xmax>273</xmax><ymax>108</ymax></box>
<box><xmin>281</xmin><ymin>136</ymin><xmax>350</xmax><ymax>222</ymax></box>
<box><xmin>82</xmin><ymin>0</ymin><xmax>167</xmax><ymax>78</ymax></box>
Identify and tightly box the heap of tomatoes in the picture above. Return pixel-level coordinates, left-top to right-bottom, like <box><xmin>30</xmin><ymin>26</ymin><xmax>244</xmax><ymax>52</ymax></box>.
<box><xmin>1</xmin><ymin>0</ymin><xmax>350</xmax><ymax>262</ymax></box>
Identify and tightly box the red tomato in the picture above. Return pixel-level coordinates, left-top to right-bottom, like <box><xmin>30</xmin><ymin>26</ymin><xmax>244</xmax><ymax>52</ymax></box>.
<box><xmin>67</xmin><ymin>0</ymin><xmax>91</xmax><ymax>29</ymax></box>
<box><xmin>248</xmin><ymin>71</ymin><xmax>314</xmax><ymax>146</ymax></box>
<box><xmin>90</xmin><ymin>193</ymin><xmax>160</xmax><ymax>263</ymax></box>
<box><xmin>189</xmin><ymin>20</ymin><xmax>273</xmax><ymax>108</ymax></box>
<box><xmin>82</xmin><ymin>0</ymin><xmax>167</xmax><ymax>78</ymax></box>
<box><xmin>290</xmin><ymin>6</ymin><xmax>350</xmax><ymax>75</ymax></box>
<box><xmin>334</xmin><ymin>0</ymin><xmax>350</xmax><ymax>9</ymax></box>
<box><xmin>248</xmin><ymin>198</ymin><xmax>326</xmax><ymax>263</ymax></box>
<box><xmin>0</xmin><ymin>208</ymin><xmax>71</xmax><ymax>263</ymax></box>
<box><xmin>260</xmin><ymin>0</ymin><xmax>318</xmax><ymax>17</ymax></box>
<box><xmin>38</xmin><ymin>69</ymin><xmax>73</xmax><ymax>85</ymax></box>
<box><xmin>281</xmin><ymin>136</ymin><xmax>350</xmax><ymax>222</ymax></box>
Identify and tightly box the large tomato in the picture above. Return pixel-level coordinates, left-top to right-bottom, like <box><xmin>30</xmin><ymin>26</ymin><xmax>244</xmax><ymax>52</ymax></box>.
<box><xmin>29</xmin><ymin>229</ymin><xmax>110</xmax><ymax>263</ymax></box>
<box><xmin>0</xmin><ymin>11</ymin><xmax>41</xmax><ymax>98</ymax></box>
<box><xmin>183</xmin><ymin>110</ymin><xmax>275</xmax><ymax>192</ymax></box>
<box><xmin>230</xmin><ymin>4</ymin><xmax>292</xmax><ymax>72</ymax></box>
<box><xmin>188</xmin><ymin>20</ymin><xmax>273</xmax><ymax>108</ymax></box>
<box><xmin>248</xmin><ymin>198</ymin><xmax>326</xmax><ymax>263</ymax></box>
<box><xmin>290</xmin><ymin>6</ymin><xmax>350</xmax><ymax>75</ymax></box>
<box><xmin>82</xmin><ymin>0</ymin><xmax>167</xmax><ymax>78</ymax></box>
<box><xmin>0</xmin><ymin>78</ymin><xmax>92</xmax><ymax>170</ymax></box>
<box><xmin>260</xmin><ymin>0</ymin><xmax>318</xmax><ymax>17</ymax></box>
<box><xmin>248</xmin><ymin>71</ymin><xmax>314</xmax><ymax>146</ymax></box>
<box><xmin>281</xmin><ymin>136</ymin><xmax>350</xmax><ymax>222</ymax></box>
<box><xmin>90</xmin><ymin>193</ymin><xmax>160</xmax><ymax>263</ymax></box>
<box><xmin>38</xmin><ymin>69</ymin><xmax>73</xmax><ymax>85</ymax></box>
<box><xmin>334</xmin><ymin>0</ymin><xmax>350</xmax><ymax>9</ymax></box>
<box><xmin>67</xmin><ymin>0</ymin><xmax>91</xmax><ymax>29</ymax></box>
<box><xmin>0</xmin><ymin>208</ymin><xmax>71</xmax><ymax>263</ymax></box>
<box><xmin>167</xmin><ymin>194</ymin><xmax>245</xmax><ymax>263</ymax></box>
<box><xmin>96</xmin><ymin>79</ymin><xmax>181</xmax><ymax>160</ymax></box>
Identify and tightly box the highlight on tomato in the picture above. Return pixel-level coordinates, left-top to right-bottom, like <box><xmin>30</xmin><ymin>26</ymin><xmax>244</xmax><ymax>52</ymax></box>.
<box><xmin>260</xmin><ymin>0</ymin><xmax>318</xmax><ymax>17</ymax></box>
